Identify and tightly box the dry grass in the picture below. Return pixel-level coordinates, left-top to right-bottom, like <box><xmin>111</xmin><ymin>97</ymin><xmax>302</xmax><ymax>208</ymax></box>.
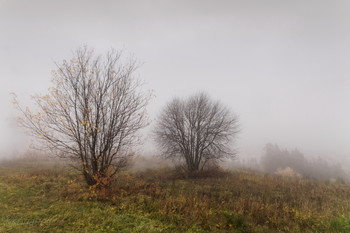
<box><xmin>1</xmin><ymin>163</ymin><xmax>350</xmax><ymax>232</ymax></box>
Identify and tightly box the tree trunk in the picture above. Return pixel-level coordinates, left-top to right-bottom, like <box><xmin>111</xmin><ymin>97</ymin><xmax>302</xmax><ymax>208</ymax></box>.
<box><xmin>83</xmin><ymin>171</ymin><xmax>97</xmax><ymax>186</ymax></box>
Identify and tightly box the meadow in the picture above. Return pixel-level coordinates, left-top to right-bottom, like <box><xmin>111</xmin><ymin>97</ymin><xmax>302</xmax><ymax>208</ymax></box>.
<box><xmin>1</xmin><ymin>158</ymin><xmax>350</xmax><ymax>232</ymax></box>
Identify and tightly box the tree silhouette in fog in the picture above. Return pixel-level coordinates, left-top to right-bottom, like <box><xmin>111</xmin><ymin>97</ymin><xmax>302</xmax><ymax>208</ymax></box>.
<box><xmin>154</xmin><ymin>93</ymin><xmax>239</xmax><ymax>172</ymax></box>
<box><xmin>261</xmin><ymin>143</ymin><xmax>347</xmax><ymax>180</ymax></box>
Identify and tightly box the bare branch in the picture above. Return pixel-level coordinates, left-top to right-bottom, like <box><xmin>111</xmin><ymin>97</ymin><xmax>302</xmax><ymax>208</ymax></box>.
<box><xmin>154</xmin><ymin>92</ymin><xmax>239</xmax><ymax>171</ymax></box>
<box><xmin>14</xmin><ymin>46</ymin><xmax>152</xmax><ymax>187</ymax></box>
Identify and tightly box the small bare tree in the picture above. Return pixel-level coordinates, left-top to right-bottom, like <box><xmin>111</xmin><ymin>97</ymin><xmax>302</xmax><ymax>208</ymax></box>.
<box><xmin>13</xmin><ymin>47</ymin><xmax>151</xmax><ymax>187</ymax></box>
<box><xmin>154</xmin><ymin>93</ymin><xmax>239</xmax><ymax>172</ymax></box>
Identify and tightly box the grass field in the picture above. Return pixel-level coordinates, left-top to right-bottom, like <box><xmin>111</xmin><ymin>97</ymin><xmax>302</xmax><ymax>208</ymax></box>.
<box><xmin>1</xmin><ymin>160</ymin><xmax>350</xmax><ymax>232</ymax></box>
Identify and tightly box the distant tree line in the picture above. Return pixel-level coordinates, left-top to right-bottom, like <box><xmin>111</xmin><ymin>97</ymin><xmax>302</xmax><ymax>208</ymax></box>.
<box><xmin>261</xmin><ymin>143</ymin><xmax>347</xmax><ymax>180</ymax></box>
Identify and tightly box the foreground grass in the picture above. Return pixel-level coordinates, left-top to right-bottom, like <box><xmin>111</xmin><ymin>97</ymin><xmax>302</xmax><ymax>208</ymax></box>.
<box><xmin>1</xmin><ymin>165</ymin><xmax>350</xmax><ymax>232</ymax></box>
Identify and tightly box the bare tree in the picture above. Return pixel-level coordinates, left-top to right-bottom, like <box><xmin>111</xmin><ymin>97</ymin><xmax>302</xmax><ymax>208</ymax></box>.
<box><xmin>154</xmin><ymin>93</ymin><xmax>239</xmax><ymax>172</ymax></box>
<box><xmin>13</xmin><ymin>47</ymin><xmax>151</xmax><ymax>187</ymax></box>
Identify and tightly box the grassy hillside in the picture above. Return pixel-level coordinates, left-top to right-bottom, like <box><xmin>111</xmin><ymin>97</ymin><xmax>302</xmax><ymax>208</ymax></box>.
<box><xmin>1</xmin><ymin>163</ymin><xmax>350</xmax><ymax>232</ymax></box>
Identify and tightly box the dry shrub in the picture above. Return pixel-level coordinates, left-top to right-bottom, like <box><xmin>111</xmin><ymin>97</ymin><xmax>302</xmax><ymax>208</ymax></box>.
<box><xmin>275</xmin><ymin>167</ymin><xmax>302</xmax><ymax>179</ymax></box>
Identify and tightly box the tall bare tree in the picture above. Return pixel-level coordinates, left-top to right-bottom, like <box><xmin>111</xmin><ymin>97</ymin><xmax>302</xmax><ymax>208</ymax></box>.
<box><xmin>154</xmin><ymin>93</ymin><xmax>239</xmax><ymax>171</ymax></box>
<box><xmin>13</xmin><ymin>47</ymin><xmax>151</xmax><ymax>186</ymax></box>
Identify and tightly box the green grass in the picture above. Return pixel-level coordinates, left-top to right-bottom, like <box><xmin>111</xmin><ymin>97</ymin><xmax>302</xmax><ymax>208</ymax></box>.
<box><xmin>1</xmin><ymin>164</ymin><xmax>350</xmax><ymax>232</ymax></box>
<box><xmin>0</xmin><ymin>168</ymin><xmax>177</xmax><ymax>233</ymax></box>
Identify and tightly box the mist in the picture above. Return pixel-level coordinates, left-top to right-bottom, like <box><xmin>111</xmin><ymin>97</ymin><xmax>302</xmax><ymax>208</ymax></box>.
<box><xmin>1</xmin><ymin>0</ymin><xmax>350</xmax><ymax>171</ymax></box>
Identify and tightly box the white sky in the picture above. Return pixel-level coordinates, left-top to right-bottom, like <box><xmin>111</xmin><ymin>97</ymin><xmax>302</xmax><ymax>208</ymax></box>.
<box><xmin>1</xmin><ymin>0</ymin><xmax>350</xmax><ymax>165</ymax></box>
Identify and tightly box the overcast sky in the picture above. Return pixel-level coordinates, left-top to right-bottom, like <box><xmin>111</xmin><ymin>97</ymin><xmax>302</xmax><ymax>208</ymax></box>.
<box><xmin>1</xmin><ymin>0</ymin><xmax>350</xmax><ymax>164</ymax></box>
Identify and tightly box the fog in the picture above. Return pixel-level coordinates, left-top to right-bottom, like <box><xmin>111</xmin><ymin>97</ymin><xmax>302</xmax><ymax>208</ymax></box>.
<box><xmin>1</xmin><ymin>0</ymin><xmax>350</xmax><ymax>169</ymax></box>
